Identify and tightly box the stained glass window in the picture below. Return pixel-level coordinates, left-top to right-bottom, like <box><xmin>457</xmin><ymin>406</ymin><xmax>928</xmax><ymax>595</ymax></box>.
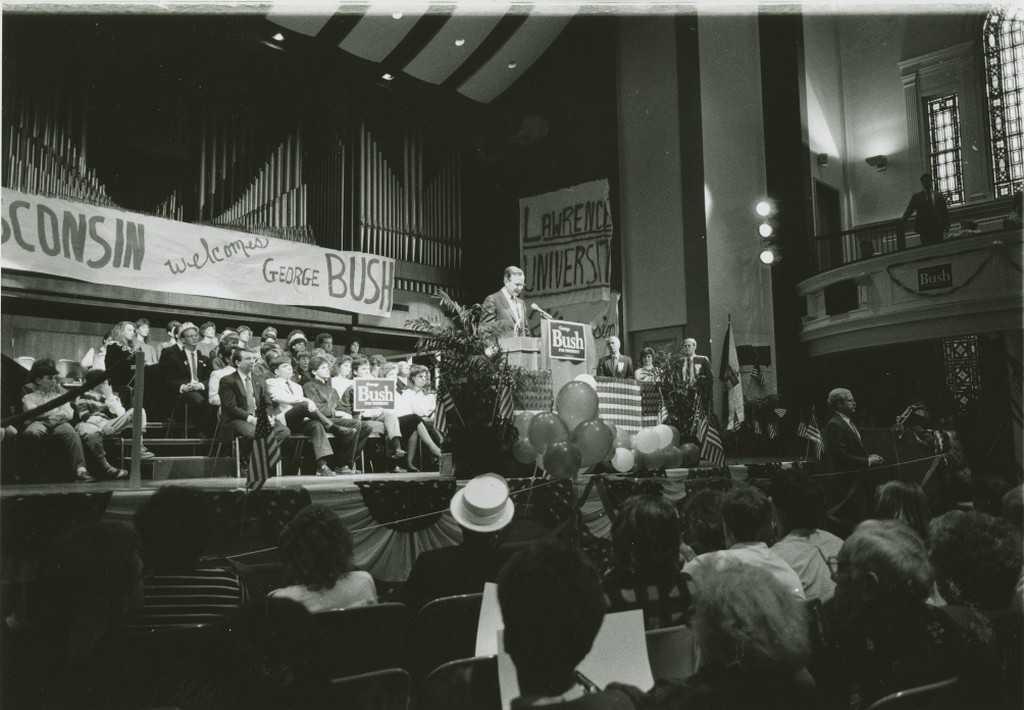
<box><xmin>925</xmin><ymin>94</ymin><xmax>965</xmax><ymax>205</ymax></box>
<box><xmin>984</xmin><ymin>7</ymin><xmax>1024</xmax><ymax>197</ymax></box>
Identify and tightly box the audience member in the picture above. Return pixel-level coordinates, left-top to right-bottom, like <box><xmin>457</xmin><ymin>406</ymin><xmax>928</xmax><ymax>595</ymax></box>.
<box><xmin>270</xmin><ymin>504</ymin><xmax>377</xmax><ymax>611</ymax></box>
<box><xmin>218</xmin><ymin>348</ymin><xmax>270</xmax><ymax>473</ymax></box>
<box><xmin>346</xmin><ymin>355</ymin><xmax>405</xmax><ymax>466</ymax></box>
<box><xmin>770</xmin><ymin>469</ymin><xmax>844</xmax><ymax>601</ymax></box>
<box><xmin>236</xmin><ymin>324</ymin><xmax>253</xmax><ymax>347</ymax></box>
<box><xmin>74</xmin><ymin>380</ymin><xmax>152</xmax><ymax>479</ymax></box>
<box><xmin>684</xmin><ymin>484</ymin><xmax>805</xmax><ymax>599</ymax></box>
<box><xmin>347</xmin><ymin>338</ymin><xmax>361</xmax><ymax>356</ymax></box>
<box><xmin>330</xmin><ymin>355</ymin><xmax>354</xmax><ymax>400</ymax></box>
<box><xmin>369</xmin><ymin>353</ymin><xmax>386</xmax><ymax>378</ymax></box>
<box><xmin>211</xmin><ymin>333</ymin><xmax>240</xmax><ymax>371</ymax></box>
<box><xmin>928</xmin><ymin>510</ymin><xmax>1021</xmax><ymax>612</ymax></box>
<box><xmin>153</xmin><ymin>319</ymin><xmax>181</xmax><ymax>362</ymax></box>
<box><xmin>395</xmin><ymin>359</ymin><xmax>411</xmax><ymax>392</ymax></box>
<box><xmin>314</xmin><ymin>332</ymin><xmax>334</xmax><ymax>356</ymax></box>
<box><xmin>103</xmin><ymin>320</ymin><xmax>139</xmax><ymax>402</ymax></box>
<box><xmin>20</xmin><ymin>358</ymin><xmax>91</xmax><ymax>481</ymax></box>
<box><xmin>2</xmin><ymin>521</ymin><xmax>143</xmax><ymax>710</ymax></box>
<box><xmin>253</xmin><ymin>340</ymin><xmax>282</xmax><ymax>389</ymax></box>
<box><xmin>133</xmin><ymin>318</ymin><xmax>158</xmax><ymax>365</ymax></box>
<box><xmin>498</xmin><ymin>540</ymin><xmax>642</xmax><ymax>709</ymax></box>
<box><xmin>159</xmin><ymin>320</ymin><xmax>213</xmax><ymax>433</ymax></box>
<box><xmin>396</xmin><ymin>364</ymin><xmax>444</xmax><ymax>471</ymax></box>
<box><xmin>641</xmin><ymin>564</ymin><xmax>816</xmax><ymax>710</ymax></box>
<box><xmin>303</xmin><ymin>355</ymin><xmax>372</xmax><ymax>474</ymax></box>
<box><xmin>401</xmin><ymin>473</ymin><xmax>514</xmax><ymax>610</ymax></box>
<box><xmin>678</xmin><ymin>488</ymin><xmax>726</xmax><ymax>557</ymax></box>
<box><xmin>287</xmin><ymin>330</ymin><xmax>307</xmax><ymax>351</ymax></box>
<box><xmin>208</xmin><ymin>339</ymin><xmax>238</xmax><ymax>407</ymax></box>
<box><xmin>604</xmin><ymin>494</ymin><xmax>692</xmax><ymax>629</ymax></box>
<box><xmin>874</xmin><ymin>480</ymin><xmax>931</xmax><ymax>541</ymax></box>
<box><xmin>1002</xmin><ymin>484</ymin><xmax>1023</xmax><ymax>533</ymax></box>
<box><xmin>197</xmin><ymin>321</ymin><xmax>218</xmax><ymax>358</ymax></box>
<box><xmin>264</xmin><ymin>354</ymin><xmax>340</xmax><ymax>477</ymax></box>
<box><xmin>261</xmin><ymin>326</ymin><xmax>278</xmax><ymax>342</ymax></box>
<box><xmin>293</xmin><ymin>349</ymin><xmax>312</xmax><ymax>386</ymax></box>
<box><xmin>816</xmin><ymin>519</ymin><xmax>997</xmax><ymax>709</ymax></box>
<box><xmin>130</xmin><ymin>486</ymin><xmax>246</xmax><ymax>628</ymax></box>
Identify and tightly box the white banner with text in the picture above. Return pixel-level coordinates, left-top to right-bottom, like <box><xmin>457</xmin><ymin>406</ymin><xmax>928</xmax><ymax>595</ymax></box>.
<box><xmin>519</xmin><ymin>178</ymin><xmax>613</xmax><ymax>298</ymax></box>
<box><xmin>0</xmin><ymin>189</ymin><xmax>395</xmax><ymax>316</ymax></box>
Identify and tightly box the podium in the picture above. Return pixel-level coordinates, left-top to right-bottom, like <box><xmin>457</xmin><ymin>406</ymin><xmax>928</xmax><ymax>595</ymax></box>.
<box><xmin>500</xmin><ymin>320</ymin><xmax>594</xmax><ymax>397</ymax></box>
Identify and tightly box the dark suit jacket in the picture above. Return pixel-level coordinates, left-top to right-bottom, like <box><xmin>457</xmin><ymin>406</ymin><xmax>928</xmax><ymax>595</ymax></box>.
<box><xmin>218</xmin><ymin>371</ymin><xmax>261</xmax><ymax>424</ymax></box>
<box><xmin>824</xmin><ymin>413</ymin><xmax>869</xmax><ymax>472</ymax></box>
<box><xmin>159</xmin><ymin>345</ymin><xmax>211</xmax><ymax>395</ymax></box>
<box><xmin>597</xmin><ymin>354</ymin><xmax>634</xmax><ymax>379</ymax></box>
<box><xmin>481</xmin><ymin>289</ymin><xmax>527</xmax><ymax>337</ymax></box>
<box><xmin>399</xmin><ymin>544</ymin><xmax>501</xmax><ymax>611</ymax></box>
<box><xmin>902</xmin><ymin>189</ymin><xmax>949</xmax><ymax>244</ymax></box>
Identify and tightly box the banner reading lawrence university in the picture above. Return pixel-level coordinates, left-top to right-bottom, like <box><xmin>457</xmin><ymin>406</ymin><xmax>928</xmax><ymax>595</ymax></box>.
<box><xmin>519</xmin><ymin>178</ymin><xmax>613</xmax><ymax>298</ymax></box>
<box><xmin>0</xmin><ymin>189</ymin><xmax>395</xmax><ymax>316</ymax></box>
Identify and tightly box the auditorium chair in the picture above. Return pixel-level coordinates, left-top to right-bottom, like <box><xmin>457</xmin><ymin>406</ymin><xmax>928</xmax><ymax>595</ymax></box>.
<box><xmin>864</xmin><ymin>676</ymin><xmax>959</xmax><ymax>710</ymax></box>
<box><xmin>645</xmin><ymin>624</ymin><xmax>699</xmax><ymax>681</ymax></box>
<box><xmin>314</xmin><ymin>602</ymin><xmax>412</xmax><ymax>678</ymax></box>
<box><xmin>119</xmin><ymin>622</ymin><xmax>230</xmax><ymax>707</ymax></box>
<box><xmin>421</xmin><ymin>656</ymin><xmax>500</xmax><ymax>710</ymax></box>
<box><xmin>324</xmin><ymin>668</ymin><xmax>412</xmax><ymax>710</ymax></box>
<box><xmin>408</xmin><ymin>592</ymin><xmax>483</xmax><ymax>680</ymax></box>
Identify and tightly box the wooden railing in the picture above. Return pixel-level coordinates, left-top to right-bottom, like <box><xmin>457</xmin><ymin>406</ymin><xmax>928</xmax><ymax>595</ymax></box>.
<box><xmin>811</xmin><ymin>195</ymin><xmax>1020</xmax><ymax>274</ymax></box>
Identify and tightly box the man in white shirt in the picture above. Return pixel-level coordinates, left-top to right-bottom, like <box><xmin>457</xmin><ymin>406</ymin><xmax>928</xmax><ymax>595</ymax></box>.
<box><xmin>683</xmin><ymin>484</ymin><xmax>806</xmax><ymax>599</ymax></box>
<box><xmin>264</xmin><ymin>354</ymin><xmax>339</xmax><ymax>477</ymax></box>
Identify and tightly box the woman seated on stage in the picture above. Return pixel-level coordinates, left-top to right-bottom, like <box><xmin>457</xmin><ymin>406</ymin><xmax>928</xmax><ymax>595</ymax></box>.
<box><xmin>103</xmin><ymin>320</ymin><xmax>140</xmax><ymax>403</ymax></box>
<box><xmin>604</xmin><ymin>494</ymin><xmax>692</xmax><ymax>630</ymax></box>
<box><xmin>395</xmin><ymin>364</ymin><xmax>444</xmax><ymax>472</ymax></box>
<box><xmin>269</xmin><ymin>504</ymin><xmax>377</xmax><ymax>612</ymax></box>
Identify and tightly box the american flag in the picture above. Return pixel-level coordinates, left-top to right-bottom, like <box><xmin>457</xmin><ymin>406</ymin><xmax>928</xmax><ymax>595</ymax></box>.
<box><xmin>596</xmin><ymin>377</ymin><xmax>643</xmax><ymax>433</ymax></box>
<box><xmin>640</xmin><ymin>382</ymin><xmax>665</xmax><ymax>428</ymax></box>
<box><xmin>694</xmin><ymin>395</ymin><xmax>725</xmax><ymax>467</ymax></box>
<box><xmin>797</xmin><ymin>407</ymin><xmax>823</xmax><ymax>460</ymax></box>
<box><xmin>249</xmin><ymin>410</ymin><xmax>281</xmax><ymax>490</ymax></box>
<box><xmin>434</xmin><ymin>390</ymin><xmax>456</xmax><ymax>435</ymax></box>
<box><xmin>493</xmin><ymin>375</ymin><xmax>515</xmax><ymax>425</ymax></box>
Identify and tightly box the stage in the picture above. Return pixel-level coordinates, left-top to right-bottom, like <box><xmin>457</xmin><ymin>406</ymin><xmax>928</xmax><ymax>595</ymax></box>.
<box><xmin>0</xmin><ymin>463</ymin><xmax>791</xmax><ymax>582</ymax></box>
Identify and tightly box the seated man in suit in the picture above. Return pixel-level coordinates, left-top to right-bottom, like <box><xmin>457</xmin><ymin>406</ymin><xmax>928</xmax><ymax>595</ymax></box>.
<box><xmin>303</xmin><ymin>355</ymin><xmax>371</xmax><ymax>474</ymax></box>
<box><xmin>218</xmin><ymin>347</ymin><xmax>263</xmax><ymax>473</ymax></box>
<box><xmin>824</xmin><ymin>387</ymin><xmax>884</xmax><ymax>472</ymax></box>
<box><xmin>158</xmin><ymin>321</ymin><xmax>213</xmax><ymax>434</ymax></box>
<box><xmin>264</xmin><ymin>354</ymin><xmax>341</xmax><ymax>477</ymax></box>
<box><xmin>481</xmin><ymin>265</ymin><xmax>528</xmax><ymax>337</ymax></box>
<box><xmin>596</xmin><ymin>335</ymin><xmax>634</xmax><ymax>379</ymax></box>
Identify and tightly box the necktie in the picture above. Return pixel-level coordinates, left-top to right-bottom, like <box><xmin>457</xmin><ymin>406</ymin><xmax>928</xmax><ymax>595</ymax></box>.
<box><xmin>244</xmin><ymin>376</ymin><xmax>255</xmax><ymax>413</ymax></box>
<box><xmin>188</xmin><ymin>351</ymin><xmax>197</xmax><ymax>382</ymax></box>
<box><xmin>688</xmin><ymin>358</ymin><xmax>695</xmax><ymax>384</ymax></box>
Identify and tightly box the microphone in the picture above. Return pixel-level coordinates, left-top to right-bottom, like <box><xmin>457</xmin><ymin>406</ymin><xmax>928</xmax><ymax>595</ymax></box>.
<box><xmin>530</xmin><ymin>303</ymin><xmax>554</xmax><ymax>320</ymax></box>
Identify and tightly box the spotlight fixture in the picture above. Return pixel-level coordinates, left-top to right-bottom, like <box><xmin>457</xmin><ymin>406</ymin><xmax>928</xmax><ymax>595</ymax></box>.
<box><xmin>865</xmin><ymin>155</ymin><xmax>888</xmax><ymax>172</ymax></box>
<box><xmin>754</xmin><ymin>200</ymin><xmax>774</xmax><ymax>217</ymax></box>
<box><xmin>758</xmin><ymin>222</ymin><xmax>774</xmax><ymax>238</ymax></box>
<box><xmin>381</xmin><ymin>72</ymin><xmax>394</xmax><ymax>81</ymax></box>
<box><xmin>454</xmin><ymin>38</ymin><xmax>466</xmax><ymax>47</ymax></box>
<box><xmin>507</xmin><ymin>60</ymin><xmax>518</xmax><ymax>69</ymax></box>
<box><xmin>271</xmin><ymin>32</ymin><xmax>285</xmax><ymax>42</ymax></box>
<box><xmin>759</xmin><ymin>248</ymin><xmax>780</xmax><ymax>265</ymax></box>
<box><xmin>392</xmin><ymin>11</ymin><xmax>403</xmax><ymax>19</ymax></box>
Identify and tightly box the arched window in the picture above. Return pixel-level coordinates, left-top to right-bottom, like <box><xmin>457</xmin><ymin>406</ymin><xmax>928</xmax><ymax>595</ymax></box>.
<box><xmin>984</xmin><ymin>7</ymin><xmax>1024</xmax><ymax>197</ymax></box>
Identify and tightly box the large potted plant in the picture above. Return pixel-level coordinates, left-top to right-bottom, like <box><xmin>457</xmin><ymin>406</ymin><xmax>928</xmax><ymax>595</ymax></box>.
<box><xmin>408</xmin><ymin>291</ymin><xmax>522</xmax><ymax>477</ymax></box>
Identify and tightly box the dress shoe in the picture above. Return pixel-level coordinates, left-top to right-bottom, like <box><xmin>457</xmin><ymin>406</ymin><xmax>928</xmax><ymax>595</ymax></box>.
<box><xmin>336</xmin><ymin>465</ymin><xmax>357</xmax><ymax>474</ymax></box>
<box><xmin>138</xmin><ymin>446</ymin><xmax>156</xmax><ymax>460</ymax></box>
<box><xmin>316</xmin><ymin>464</ymin><xmax>337</xmax><ymax>477</ymax></box>
<box><xmin>75</xmin><ymin>467</ymin><xmax>96</xmax><ymax>483</ymax></box>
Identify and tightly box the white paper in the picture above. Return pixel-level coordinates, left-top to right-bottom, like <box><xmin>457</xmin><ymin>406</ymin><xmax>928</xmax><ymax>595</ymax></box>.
<box><xmin>475</xmin><ymin>581</ymin><xmax>504</xmax><ymax>657</ymax></box>
<box><xmin>496</xmin><ymin>609</ymin><xmax>654</xmax><ymax>709</ymax></box>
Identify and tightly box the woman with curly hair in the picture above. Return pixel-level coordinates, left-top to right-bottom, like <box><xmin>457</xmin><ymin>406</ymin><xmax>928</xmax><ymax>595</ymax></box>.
<box><xmin>604</xmin><ymin>494</ymin><xmax>692</xmax><ymax>629</ymax></box>
<box><xmin>103</xmin><ymin>320</ymin><xmax>140</xmax><ymax>402</ymax></box>
<box><xmin>269</xmin><ymin>504</ymin><xmax>376</xmax><ymax>612</ymax></box>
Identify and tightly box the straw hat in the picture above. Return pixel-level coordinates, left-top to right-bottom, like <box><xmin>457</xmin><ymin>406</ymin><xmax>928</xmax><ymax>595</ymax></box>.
<box><xmin>449</xmin><ymin>473</ymin><xmax>515</xmax><ymax>533</ymax></box>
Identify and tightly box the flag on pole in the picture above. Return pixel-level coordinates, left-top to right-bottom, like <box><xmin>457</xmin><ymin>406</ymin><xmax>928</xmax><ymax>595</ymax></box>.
<box><xmin>249</xmin><ymin>410</ymin><xmax>281</xmax><ymax>491</ymax></box>
<box><xmin>797</xmin><ymin>407</ymin><xmax>824</xmax><ymax>460</ymax></box>
<box><xmin>719</xmin><ymin>319</ymin><xmax>744</xmax><ymax>431</ymax></box>
<box><xmin>493</xmin><ymin>374</ymin><xmax>515</xmax><ymax>425</ymax></box>
<box><xmin>694</xmin><ymin>394</ymin><xmax>726</xmax><ymax>467</ymax></box>
<box><xmin>434</xmin><ymin>390</ymin><xmax>455</xmax><ymax>435</ymax></box>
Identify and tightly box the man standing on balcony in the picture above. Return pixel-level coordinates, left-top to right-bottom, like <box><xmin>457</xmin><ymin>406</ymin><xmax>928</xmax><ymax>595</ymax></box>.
<box><xmin>901</xmin><ymin>173</ymin><xmax>949</xmax><ymax>246</ymax></box>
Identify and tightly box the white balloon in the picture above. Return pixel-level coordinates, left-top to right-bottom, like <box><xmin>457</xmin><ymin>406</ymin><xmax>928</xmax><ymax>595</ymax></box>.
<box><xmin>574</xmin><ymin>373</ymin><xmax>598</xmax><ymax>391</ymax></box>
<box><xmin>634</xmin><ymin>427</ymin><xmax>662</xmax><ymax>454</ymax></box>
<box><xmin>611</xmin><ymin>447</ymin><xmax>635</xmax><ymax>473</ymax></box>
<box><xmin>653</xmin><ymin>424</ymin><xmax>674</xmax><ymax>449</ymax></box>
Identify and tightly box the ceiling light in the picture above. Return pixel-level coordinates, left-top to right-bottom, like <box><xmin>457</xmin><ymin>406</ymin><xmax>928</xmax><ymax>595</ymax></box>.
<box><xmin>392</xmin><ymin>11</ymin><xmax>403</xmax><ymax>19</ymax></box>
<box><xmin>755</xmin><ymin>200</ymin><xmax>773</xmax><ymax>217</ymax></box>
<box><xmin>454</xmin><ymin>38</ymin><xmax>466</xmax><ymax>47</ymax></box>
<box><xmin>271</xmin><ymin>32</ymin><xmax>285</xmax><ymax>41</ymax></box>
<box><xmin>381</xmin><ymin>72</ymin><xmax>394</xmax><ymax>81</ymax></box>
<box><xmin>507</xmin><ymin>60</ymin><xmax>518</xmax><ymax>69</ymax></box>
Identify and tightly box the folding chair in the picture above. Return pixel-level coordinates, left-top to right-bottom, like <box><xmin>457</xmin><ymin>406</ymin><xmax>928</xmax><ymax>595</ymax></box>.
<box><xmin>325</xmin><ymin>668</ymin><xmax>412</xmax><ymax>710</ymax></box>
<box><xmin>408</xmin><ymin>593</ymin><xmax>483</xmax><ymax>680</ymax></box>
<box><xmin>315</xmin><ymin>602</ymin><xmax>412</xmax><ymax>678</ymax></box>
<box><xmin>645</xmin><ymin>624</ymin><xmax>699</xmax><ymax>681</ymax></box>
<box><xmin>421</xmin><ymin>656</ymin><xmax>500</xmax><ymax>710</ymax></box>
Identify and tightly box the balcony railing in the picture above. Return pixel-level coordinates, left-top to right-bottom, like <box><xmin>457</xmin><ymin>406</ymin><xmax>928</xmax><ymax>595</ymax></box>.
<box><xmin>811</xmin><ymin>195</ymin><xmax>1020</xmax><ymax>274</ymax></box>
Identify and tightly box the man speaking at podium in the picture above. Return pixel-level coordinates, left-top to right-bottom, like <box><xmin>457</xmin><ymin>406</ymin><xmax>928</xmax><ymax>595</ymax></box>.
<box><xmin>481</xmin><ymin>265</ymin><xmax>528</xmax><ymax>337</ymax></box>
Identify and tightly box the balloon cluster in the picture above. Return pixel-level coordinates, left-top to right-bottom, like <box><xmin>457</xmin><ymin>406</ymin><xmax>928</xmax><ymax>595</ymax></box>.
<box><xmin>510</xmin><ymin>375</ymin><xmax>701</xmax><ymax>479</ymax></box>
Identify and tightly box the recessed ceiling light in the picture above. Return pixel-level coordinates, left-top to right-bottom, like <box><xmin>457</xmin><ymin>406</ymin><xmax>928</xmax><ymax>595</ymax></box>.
<box><xmin>381</xmin><ymin>72</ymin><xmax>394</xmax><ymax>81</ymax></box>
<box><xmin>507</xmin><ymin>60</ymin><xmax>518</xmax><ymax>69</ymax></box>
<box><xmin>271</xmin><ymin>32</ymin><xmax>285</xmax><ymax>42</ymax></box>
<box><xmin>392</xmin><ymin>11</ymin><xmax>403</xmax><ymax>19</ymax></box>
<box><xmin>454</xmin><ymin>38</ymin><xmax>466</xmax><ymax>47</ymax></box>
